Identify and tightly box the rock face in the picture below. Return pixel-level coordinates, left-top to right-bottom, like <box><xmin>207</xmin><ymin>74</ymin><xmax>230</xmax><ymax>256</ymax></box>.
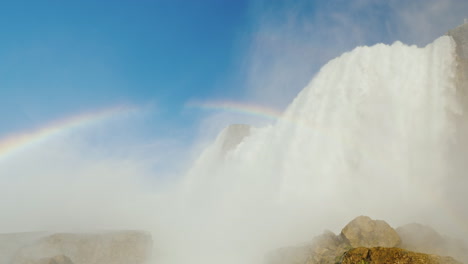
<box><xmin>4</xmin><ymin>231</ymin><xmax>152</xmax><ymax>264</ymax></box>
<box><xmin>447</xmin><ymin>22</ymin><xmax>468</xmax><ymax>185</ymax></box>
<box><xmin>340</xmin><ymin>247</ymin><xmax>461</xmax><ymax>264</ymax></box>
<box><xmin>340</xmin><ymin>216</ymin><xmax>401</xmax><ymax>248</ymax></box>
<box><xmin>448</xmin><ymin>22</ymin><xmax>468</xmax><ymax>78</ymax></box>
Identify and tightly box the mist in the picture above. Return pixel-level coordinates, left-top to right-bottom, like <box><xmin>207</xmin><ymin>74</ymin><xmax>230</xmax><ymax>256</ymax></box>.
<box><xmin>2</xmin><ymin>1</ymin><xmax>468</xmax><ymax>264</ymax></box>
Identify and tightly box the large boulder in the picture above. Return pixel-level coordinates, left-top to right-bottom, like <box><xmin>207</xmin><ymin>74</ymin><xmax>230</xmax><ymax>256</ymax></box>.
<box><xmin>340</xmin><ymin>216</ymin><xmax>401</xmax><ymax>248</ymax></box>
<box><xmin>339</xmin><ymin>247</ymin><xmax>461</xmax><ymax>264</ymax></box>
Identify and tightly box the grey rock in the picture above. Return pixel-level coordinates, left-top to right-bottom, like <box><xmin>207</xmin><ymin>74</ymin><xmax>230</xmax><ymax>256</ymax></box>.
<box><xmin>448</xmin><ymin>22</ymin><xmax>468</xmax><ymax>61</ymax></box>
<box><xmin>10</xmin><ymin>231</ymin><xmax>152</xmax><ymax>264</ymax></box>
<box><xmin>340</xmin><ymin>216</ymin><xmax>401</xmax><ymax>248</ymax></box>
<box><xmin>220</xmin><ymin>124</ymin><xmax>251</xmax><ymax>154</ymax></box>
<box><xmin>266</xmin><ymin>230</ymin><xmax>351</xmax><ymax>264</ymax></box>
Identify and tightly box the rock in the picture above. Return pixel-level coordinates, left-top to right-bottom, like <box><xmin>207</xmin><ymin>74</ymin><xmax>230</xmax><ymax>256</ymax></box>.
<box><xmin>306</xmin><ymin>230</ymin><xmax>351</xmax><ymax>264</ymax></box>
<box><xmin>0</xmin><ymin>232</ymin><xmax>47</xmax><ymax>264</ymax></box>
<box><xmin>448</xmin><ymin>22</ymin><xmax>468</xmax><ymax>61</ymax></box>
<box><xmin>266</xmin><ymin>230</ymin><xmax>352</xmax><ymax>264</ymax></box>
<box><xmin>447</xmin><ymin>19</ymin><xmax>468</xmax><ymax>178</ymax></box>
<box><xmin>266</xmin><ymin>216</ymin><xmax>466</xmax><ymax>264</ymax></box>
<box><xmin>340</xmin><ymin>216</ymin><xmax>401</xmax><ymax>248</ymax></box>
<box><xmin>18</xmin><ymin>255</ymin><xmax>74</xmax><ymax>264</ymax></box>
<box><xmin>11</xmin><ymin>231</ymin><xmax>152</xmax><ymax>264</ymax></box>
<box><xmin>397</xmin><ymin>223</ymin><xmax>468</xmax><ymax>263</ymax></box>
<box><xmin>220</xmin><ymin>124</ymin><xmax>251</xmax><ymax>154</ymax></box>
<box><xmin>339</xmin><ymin>247</ymin><xmax>461</xmax><ymax>264</ymax></box>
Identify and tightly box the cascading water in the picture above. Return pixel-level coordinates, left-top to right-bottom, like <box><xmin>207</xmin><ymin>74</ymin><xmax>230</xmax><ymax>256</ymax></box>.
<box><xmin>160</xmin><ymin>35</ymin><xmax>466</xmax><ymax>264</ymax></box>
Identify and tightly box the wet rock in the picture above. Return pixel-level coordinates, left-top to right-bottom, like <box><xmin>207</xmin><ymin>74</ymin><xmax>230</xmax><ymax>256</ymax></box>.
<box><xmin>340</xmin><ymin>216</ymin><xmax>400</xmax><ymax>248</ymax></box>
<box><xmin>340</xmin><ymin>247</ymin><xmax>461</xmax><ymax>264</ymax></box>
<box><xmin>306</xmin><ymin>230</ymin><xmax>351</xmax><ymax>264</ymax></box>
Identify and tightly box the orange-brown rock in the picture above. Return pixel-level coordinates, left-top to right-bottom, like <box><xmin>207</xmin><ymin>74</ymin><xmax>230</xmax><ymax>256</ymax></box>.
<box><xmin>340</xmin><ymin>247</ymin><xmax>461</xmax><ymax>264</ymax></box>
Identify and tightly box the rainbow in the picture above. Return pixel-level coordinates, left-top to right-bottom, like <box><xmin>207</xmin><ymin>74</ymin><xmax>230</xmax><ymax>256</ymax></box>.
<box><xmin>186</xmin><ymin>100</ymin><xmax>320</xmax><ymax>128</ymax></box>
<box><xmin>0</xmin><ymin>105</ymin><xmax>137</xmax><ymax>163</ymax></box>
<box><xmin>186</xmin><ymin>100</ymin><xmax>284</xmax><ymax>121</ymax></box>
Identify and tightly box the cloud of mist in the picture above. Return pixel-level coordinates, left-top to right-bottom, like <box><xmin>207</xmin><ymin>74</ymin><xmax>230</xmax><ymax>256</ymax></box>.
<box><xmin>3</xmin><ymin>1</ymin><xmax>468</xmax><ymax>264</ymax></box>
<box><xmin>0</xmin><ymin>110</ymin><xmax>186</xmax><ymax>234</ymax></box>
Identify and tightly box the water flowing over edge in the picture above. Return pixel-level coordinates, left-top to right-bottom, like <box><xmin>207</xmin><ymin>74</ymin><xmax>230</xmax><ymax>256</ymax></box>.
<box><xmin>161</xmin><ymin>35</ymin><xmax>466</xmax><ymax>264</ymax></box>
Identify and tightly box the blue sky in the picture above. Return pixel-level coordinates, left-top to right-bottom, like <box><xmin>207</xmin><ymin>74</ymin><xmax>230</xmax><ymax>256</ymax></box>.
<box><xmin>0</xmin><ymin>0</ymin><xmax>252</xmax><ymax>135</ymax></box>
<box><xmin>2</xmin><ymin>0</ymin><xmax>468</xmax><ymax>142</ymax></box>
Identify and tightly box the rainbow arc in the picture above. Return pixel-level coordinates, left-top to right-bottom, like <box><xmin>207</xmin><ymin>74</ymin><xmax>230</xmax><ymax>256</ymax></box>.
<box><xmin>0</xmin><ymin>105</ymin><xmax>136</xmax><ymax>162</ymax></box>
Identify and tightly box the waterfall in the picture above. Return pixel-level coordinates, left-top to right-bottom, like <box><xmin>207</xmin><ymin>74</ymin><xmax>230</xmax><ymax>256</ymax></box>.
<box><xmin>163</xmin><ymin>35</ymin><xmax>464</xmax><ymax>264</ymax></box>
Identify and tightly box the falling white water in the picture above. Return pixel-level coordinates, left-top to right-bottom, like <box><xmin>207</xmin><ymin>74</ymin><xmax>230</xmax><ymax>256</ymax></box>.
<box><xmin>158</xmin><ymin>36</ymin><xmax>463</xmax><ymax>264</ymax></box>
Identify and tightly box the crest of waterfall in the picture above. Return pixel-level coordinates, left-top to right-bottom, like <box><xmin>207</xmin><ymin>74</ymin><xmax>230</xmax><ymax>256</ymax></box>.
<box><xmin>186</xmin><ymin>35</ymin><xmax>458</xmax><ymax>220</ymax></box>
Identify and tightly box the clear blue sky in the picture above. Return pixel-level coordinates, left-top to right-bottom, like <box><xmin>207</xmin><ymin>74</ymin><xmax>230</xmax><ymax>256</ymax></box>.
<box><xmin>1</xmin><ymin>0</ymin><xmax>467</xmax><ymax>141</ymax></box>
<box><xmin>0</xmin><ymin>0</ymin><xmax>252</xmax><ymax>135</ymax></box>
